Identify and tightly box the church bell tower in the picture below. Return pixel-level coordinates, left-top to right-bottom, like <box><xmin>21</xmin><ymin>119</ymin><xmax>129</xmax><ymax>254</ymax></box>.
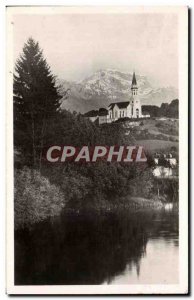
<box><xmin>130</xmin><ymin>72</ymin><xmax>142</xmax><ymax>118</ymax></box>
<box><xmin>131</xmin><ymin>72</ymin><xmax>138</xmax><ymax>96</ymax></box>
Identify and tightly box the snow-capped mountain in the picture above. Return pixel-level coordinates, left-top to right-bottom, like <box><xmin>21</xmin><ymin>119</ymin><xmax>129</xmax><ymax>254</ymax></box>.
<box><xmin>58</xmin><ymin>69</ymin><xmax>178</xmax><ymax>113</ymax></box>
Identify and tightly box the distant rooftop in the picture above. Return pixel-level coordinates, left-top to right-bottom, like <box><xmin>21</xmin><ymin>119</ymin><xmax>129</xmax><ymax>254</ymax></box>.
<box><xmin>84</xmin><ymin>110</ymin><xmax>99</xmax><ymax>117</ymax></box>
<box><xmin>98</xmin><ymin>108</ymin><xmax>108</xmax><ymax>116</ymax></box>
<box><xmin>84</xmin><ymin>108</ymin><xmax>108</xmax><ymax>117</ymax></box>
<box><xmin>108</xmin><ymin>101</ymin><xmax>130</xmax><ymax>109</ymax></box>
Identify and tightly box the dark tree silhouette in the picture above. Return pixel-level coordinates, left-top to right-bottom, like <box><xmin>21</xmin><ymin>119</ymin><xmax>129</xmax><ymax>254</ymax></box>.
<box><xmin>14</xmin><ymin>37</ymin><xmax>61</xmax><ymax>168</ymax></box>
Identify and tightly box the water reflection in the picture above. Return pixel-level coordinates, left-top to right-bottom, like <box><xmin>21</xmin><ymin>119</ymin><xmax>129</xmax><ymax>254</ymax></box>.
<box><xmin>15</xmin><ymin>210</ymin><xmax>178</xmax><ymax>285</ymax></box>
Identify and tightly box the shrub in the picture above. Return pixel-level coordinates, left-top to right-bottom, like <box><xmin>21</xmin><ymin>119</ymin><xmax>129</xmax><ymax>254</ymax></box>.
<box><xmin>129</xmin><ymin>169</ymin><xmax>154</xmax><ymax>198</ymax></box>
<box><xmin>14</xmin><ymin>168</ymin><xmax>65</xmax><ymax>230</ymax></box>
<box><xmin>61</xmin><ymin>170</ymin><xmax>93</xmax><ymax>209</ymax></box>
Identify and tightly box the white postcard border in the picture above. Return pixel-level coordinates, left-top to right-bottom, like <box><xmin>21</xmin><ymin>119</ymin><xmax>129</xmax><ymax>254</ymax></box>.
<box><xmin>6</xmin><ymin>6</ymin><xmax>188</xmax><ymax>295</ymax></box>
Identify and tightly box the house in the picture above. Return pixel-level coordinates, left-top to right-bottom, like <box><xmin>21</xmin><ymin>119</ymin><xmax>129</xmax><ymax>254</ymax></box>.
<box><xmin>153</xmin><ymin>152</ymin><xmax>178</xmax><ymax>178</ymax></box>
<box><xmin>153</xmin><ymin>166</ymin><xmax>173</xmax><ymax>178</ymax></box>
<box><xmin>84</xmin><ymin>72</ymin><xmax>150</xmax><ymax>124</ymax></box>
<box><xmin>84</xmin><ymin>108</ymin><xmax>110</xmax><ymax>125</ymax></box>
<box><xmin>84</xmin><ymin>110</ymin><xmax>99</xmax><ymax>123</ymax></box>
<box><xmin>154</xmin><ymin>153</ymin><xmax>177</xmax><ymax>167</ymax></box>
<box><xmin>98</xmin><ymin>108</ymin><xmax>110</xmax><ymax>125</ymax></box>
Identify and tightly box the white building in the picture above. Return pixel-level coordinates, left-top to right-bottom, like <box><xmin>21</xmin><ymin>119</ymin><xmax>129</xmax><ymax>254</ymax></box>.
<box><xmin>153</xmin><ymin>166</ymin><xmax>173</xmax><ymax>178</ymax></box>
<box><xmin>108</xmin><ymin>72</ymin><xmax>143</xmax><ymax>122</ymax></box>
<box><xmin>153</xmin><ymin>153</ymin><xmax>178</xmax><ymax>178</ymax></box>
<box><xmin>154</xmin><ymin>153</ymin><xmax>177</xmax><ymax>167</ymax></box>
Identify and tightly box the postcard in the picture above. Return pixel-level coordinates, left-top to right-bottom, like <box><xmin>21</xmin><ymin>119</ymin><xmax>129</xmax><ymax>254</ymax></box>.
<box><xmin>6</xmin><ymin>6</ymin><xmax>188</xmax><ymax>294</ymax></box>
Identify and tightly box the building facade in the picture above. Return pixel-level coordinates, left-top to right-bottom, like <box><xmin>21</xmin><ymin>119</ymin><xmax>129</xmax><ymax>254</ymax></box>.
<box><xmin>108</xmin><ymin>72</ymin><xmax>143</xmax><ymax>122</ymax></box>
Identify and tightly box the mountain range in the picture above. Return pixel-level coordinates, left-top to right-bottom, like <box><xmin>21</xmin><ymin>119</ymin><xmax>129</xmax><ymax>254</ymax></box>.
<box><xmin>58</xmin><ymin>69</ymin><xmax>178</xmax><ymax>114</ymax></box>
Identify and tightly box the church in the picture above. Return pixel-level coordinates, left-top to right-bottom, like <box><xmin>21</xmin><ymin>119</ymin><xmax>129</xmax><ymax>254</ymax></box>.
<box><xmin>107</xmin><ymin>72</ymin><xmax>142</xmax><ymax>122</ymax></box>
<box><xmin>84</xmin><ymin>72</ymin><xmax>150</xmax><ymax>124</ymax></box>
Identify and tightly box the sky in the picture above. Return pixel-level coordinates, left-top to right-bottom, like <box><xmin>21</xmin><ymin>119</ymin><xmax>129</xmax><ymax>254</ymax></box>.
<box><xmin>13</xmin><ymin>12</ymin><xmax>178</xmax><ymax>88</ymax></box>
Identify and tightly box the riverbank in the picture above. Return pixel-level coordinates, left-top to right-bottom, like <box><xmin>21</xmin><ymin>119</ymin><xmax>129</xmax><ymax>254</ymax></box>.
<box><xmin>64</xmin><ymin>196</ymin><xmax>178</xmax><ymax>215</ymax></box>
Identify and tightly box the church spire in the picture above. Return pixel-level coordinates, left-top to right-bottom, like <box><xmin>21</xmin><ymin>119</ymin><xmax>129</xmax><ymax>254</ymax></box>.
<box><xmin>132</xmin><ymin>72</ymin><xmax>137</xmax><ymax>85</ymax></box>
<box><xmin>131</xmin><ymin>71</ymin><xmax>138</xmax><ymax>95</ymax></box>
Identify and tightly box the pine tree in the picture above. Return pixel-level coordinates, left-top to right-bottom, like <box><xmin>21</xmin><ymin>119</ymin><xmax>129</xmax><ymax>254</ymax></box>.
<box><xmin>14</xmin><ymin>38</ymin><xmax>61</xmax><ymax>168</ymax></box>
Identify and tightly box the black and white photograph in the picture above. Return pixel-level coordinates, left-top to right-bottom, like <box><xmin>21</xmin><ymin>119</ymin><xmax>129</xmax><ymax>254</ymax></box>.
<box><xmin>6</xmin><ymin>6</ymin><xmax>188</xmax><ymax>295</ymax></box>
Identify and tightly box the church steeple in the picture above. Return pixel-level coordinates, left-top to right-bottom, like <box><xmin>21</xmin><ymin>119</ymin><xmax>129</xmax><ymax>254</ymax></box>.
<box><xmin>131</xmin><ymin>72</ymin><xmax>138</xmax><ymax>96</ymax></box>
<box><xmin>132</xmin><ymin>72</ymin><xmax>137</xmax><ymax>85</ymax></box>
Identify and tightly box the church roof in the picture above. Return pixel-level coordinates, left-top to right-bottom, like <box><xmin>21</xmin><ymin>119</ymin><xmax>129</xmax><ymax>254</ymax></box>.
<box><xmin>108</xmin><ymin>101</ymin><xmax>130</xmax><ymax>109</ymax></box>
<box><xmin>132</xmin><ymin>72</ymin><xmax>137</xmax><ymax>85</ymax></box>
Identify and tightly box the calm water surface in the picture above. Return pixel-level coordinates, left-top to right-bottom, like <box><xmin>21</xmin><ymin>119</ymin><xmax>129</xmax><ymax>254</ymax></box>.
<box><xmin>109</xmin><ymin>212</ymin><xmax>179</xmax><ymax>284</ymax></box>
<box><xmin>15</xmin><ymin>209</ymin><xmax>178</xmax><ymax>285</ymax></box>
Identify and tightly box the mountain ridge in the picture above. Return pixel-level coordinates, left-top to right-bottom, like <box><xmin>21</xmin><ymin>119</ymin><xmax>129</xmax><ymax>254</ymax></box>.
<box><xmin>57</xmin><ymin>69</ymin><xmax>178</xmax><ymax>113</ymax></box>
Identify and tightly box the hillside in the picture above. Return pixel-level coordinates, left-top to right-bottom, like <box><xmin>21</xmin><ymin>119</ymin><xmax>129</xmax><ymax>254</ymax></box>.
<box><xmin>58</xmin><ymin>69</ymin><xmax>178</xmax><ymax>113</ymax></box>
<box><xmin>121</xmin><ymin>117</ymin><xmax>179</xmax><ymax>153</ymax></box>
<box><xmin>142</xmin><ymin>99</ymin><xmax>179</xmax><ymax>118</ymax></box>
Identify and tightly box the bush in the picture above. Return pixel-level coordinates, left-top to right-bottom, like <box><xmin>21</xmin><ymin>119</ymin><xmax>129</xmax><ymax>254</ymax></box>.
<box><xmin>14</xmin><ymin>168</ymin><xmax>65</xmax><ymax>230</ymax></box>
<box><xmin>129</xmin><ymin>169</ymin><xmax>154</xmax><ymax>198</ymax></box>
<box><xmin>61</xmin><ymin>169</ymin><xmax>93</xmax><ymax>209</ymax></box>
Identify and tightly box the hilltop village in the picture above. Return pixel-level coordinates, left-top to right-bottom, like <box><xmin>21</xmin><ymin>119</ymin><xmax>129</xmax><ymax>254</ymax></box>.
<box><xmin>83</xmin><ymin>72</ymin><xmax>178</xmax><ymax>179</ymax></box>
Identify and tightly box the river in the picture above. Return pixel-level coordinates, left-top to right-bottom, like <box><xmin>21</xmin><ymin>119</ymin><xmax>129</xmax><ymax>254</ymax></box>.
<box><xmin>15</xmin><ymin>209</ymin><xmax>179</xmax><ymax>285</ymax></box>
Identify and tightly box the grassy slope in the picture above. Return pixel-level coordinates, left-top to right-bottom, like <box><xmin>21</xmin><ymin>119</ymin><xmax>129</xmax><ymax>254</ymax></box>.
<box><xmin>124</xmin><ymin>117</ymin><xmax>179</xmax><ymax>152</ymax></box>
<box><xmin>135</xmin><ymin>139</ymin><xmax>178</xmax><ymax>152</ymax></box>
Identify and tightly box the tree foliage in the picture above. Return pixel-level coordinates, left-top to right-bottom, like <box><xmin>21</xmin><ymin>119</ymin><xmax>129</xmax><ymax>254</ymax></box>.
<box><xmin>14</xmin><ymin>168</ymin><xmax>65</xmax><ymax>230</ymax></box>
<box><xmin>142</xmin><ymin>99</ymin><xmax>178</xmax><ymax>118</ymax></box>
<box><xmin>14</xmin><ymin>38</ymin><xmax>61</xmax><ymax>167</ymax></box>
